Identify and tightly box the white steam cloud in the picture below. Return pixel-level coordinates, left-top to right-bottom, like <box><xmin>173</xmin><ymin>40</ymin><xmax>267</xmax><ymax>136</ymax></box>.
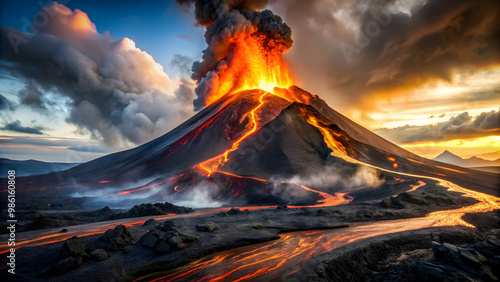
<box><xmin>1</xmin><ymin>3</ymin><xmax>195</xmax><ymax>148</ymax></box>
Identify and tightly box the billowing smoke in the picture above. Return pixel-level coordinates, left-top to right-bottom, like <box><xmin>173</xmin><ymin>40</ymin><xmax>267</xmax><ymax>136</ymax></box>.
<box><xmin>177</xmin><ymin>0</ymin><xmax>292</xmax><ymax>109</ymax></box>
<box><xmin>283</xmin><ymin>164</ymin><xmax>384</xmax><ymax>191</ymax></box>
<box><xmin>1</xmin><ymin>3</ymin><xmax>195</xmax><ymax>148</ymax></box>
<box><xmin>173</xmin><ymin>183</ymin><xmax>226</xmax><ymax>208</ymax></box>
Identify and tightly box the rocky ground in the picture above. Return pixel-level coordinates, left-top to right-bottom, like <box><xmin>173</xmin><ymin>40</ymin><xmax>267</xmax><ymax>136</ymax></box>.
<box><xmin>0</xmin><ymin>181</ymin><xmax>497</xmax><ymax>281</ymax></box>
<box><xmin>0</xmin><ymin>202</ymin><xmax>194</xmax><ymax>234</ymax></box>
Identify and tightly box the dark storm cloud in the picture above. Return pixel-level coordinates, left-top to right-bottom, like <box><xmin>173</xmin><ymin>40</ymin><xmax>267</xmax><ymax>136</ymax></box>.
<box><xmin>177</xmin><ymin>0</ymin><xmax>291</xmax><ymax>109</ymax></box>
<box><xmin>0</xmin><ymin>94</ymin><xmax>15</xmax><ymax>111</ymax></box>
<box><xmin>280</xmin><ymin>0</ymin><xmax>500</xmax><ymax>110</ymax></box>
<box><xmin>374</xmin><ymin>109</ymin><xmax>500</xmax><ymax>144</ymax></box>
<box><xmin>0</xmin><ymin>3</ymin><xmax>195</xmax><ymax>148</ymax></box>
<box><xmin>1</xmin><ymin>120</ymin><xmax>45</xmax><ymax>135</ymax></box>
<box><xmin>18</xmin><ymin>81</ymin><xmax>48</xmax><ymax>111</ymax></box>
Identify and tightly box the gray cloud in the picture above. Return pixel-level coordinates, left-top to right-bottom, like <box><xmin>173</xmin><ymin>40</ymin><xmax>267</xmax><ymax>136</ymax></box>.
<box><xmin>0</xmin><ymin>94</ymin><xmax>15</xmax><ymax>111</ymax></box>
<box><xmin>374</xmin><ymin>108</ymin><xmax>500</xmax><ymax>144</ymax></box>
<box><xmin>0</xmin><ymin>135</ymin><xmax>108</xmax><ymax>162</ymax></box>
<box><xmin>18</xmin><ymin>81</ymin><xmax>49</xmax><ymax>110</ymax></box>
<box><xmin>279</xmin><ymin>0</ymin><xmax>500</xmax><ymax>111</ymax></box>
<box><xmin>0</xmin><ymin>3</ymin><xmax>195</xmax><ymax>148</ymax></box>
<box><xmin>66</xmin><ymin>145</ymin><xmax>110</xmax><ymax>153</ymax></box>
<box><xmin>1</xmin><ymin>120</ymin><xmax>45</xmax><ymax>135</ymax></box>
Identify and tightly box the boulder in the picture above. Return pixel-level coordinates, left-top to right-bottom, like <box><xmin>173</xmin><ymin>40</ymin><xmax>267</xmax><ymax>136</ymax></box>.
<box><xmin>153</xmin><ymin>240</ymin><xmax>171</xmax><ymax>255</ymax></box>
<box><xmin>168</xmin><ymin>235</ymin><xmax>184</xmax><ymax>250</ymax></box>
<box><xmin>96</xmin><ymin>224</ymin><xmax>133</xmax><ymax>251</ymax></box>
<box><xmin>227</xmin><ymin>207</ymin><xmax>241</xmax><ymax>215</ymax></box>
<box><xmin>59</xmin><ymin>236</ymin><xmax>89</xmax><ymax>259</ymax></box>
<box><xmin>143</xmin><ymin>218</ymin><xmax>157</xmax><ymax>226</ymax></box>
<box><xmin>91</xmin><ymin>249</ymin><xmax>110</xmax><ymax>261</ymax></box>
<box><xmin>160</xmin><ymin>220</ymin><xmax>180</xmax><ymax>232</ymax></box>
<box><xmin>137</xmin><ymin>229</ymin><xmax>163</xmax><ymax>249</ymax></box>
<box><xmin>196</xmin><ymin>222</ymin><xmax>220</xmax><ymax>232</ymax></box>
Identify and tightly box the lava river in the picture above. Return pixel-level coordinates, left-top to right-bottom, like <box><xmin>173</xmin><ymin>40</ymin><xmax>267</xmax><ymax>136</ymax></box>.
<box><xmin>134</xmin><ymin>218</ymin><xmax>436</xmax><ymax>282</ymax></box>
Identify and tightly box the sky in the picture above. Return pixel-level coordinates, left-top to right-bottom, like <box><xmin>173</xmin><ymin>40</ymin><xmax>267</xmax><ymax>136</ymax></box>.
<box><xmin>0</xmin><ymin>0</ymin><xmax>499</xmax><ymax>162</ymax></box>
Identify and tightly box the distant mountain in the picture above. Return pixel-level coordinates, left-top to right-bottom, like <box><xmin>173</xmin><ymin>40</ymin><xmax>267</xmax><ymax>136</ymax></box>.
<box><xmin>0</xmin><ymin>158</ymin><xmax>80</xmax><ymax>178</ymax></box>
<box><xmin>433</xmin><ymin>150</ymin><xmax>500</xmax><ymax>168</ymax></box>
<box><xmin>467</xmin><ymin>151</ymin><xmax>500</xmax><ymax>161</ymax></box>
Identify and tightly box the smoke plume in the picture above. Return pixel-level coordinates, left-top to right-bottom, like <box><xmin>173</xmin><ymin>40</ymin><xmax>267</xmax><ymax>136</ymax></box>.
<box><xmin>1</xmin><ymin>3</ymin><xmax>195</xmax><ymax>148</ymax></box>
<box><xmin>177</xmin><ymin>0</ymin><xmax>292</xmax><ymax>109</ymax></box>
<box><xmin>285</xmin><ymin>164</ymin><xmax>384</xmax><ymax>191</ymax></box>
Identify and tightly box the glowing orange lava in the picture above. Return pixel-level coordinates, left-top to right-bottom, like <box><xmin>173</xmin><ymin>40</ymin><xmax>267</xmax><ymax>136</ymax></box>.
<box><xmin>436</xmin><ymin>165</ymin><xmax>470</xmax><ymax>174</ymax></box>
<box><xmin>204</xmin><ymin>35</ymin><xmax>292</xmax><ymax>106</ymax></box>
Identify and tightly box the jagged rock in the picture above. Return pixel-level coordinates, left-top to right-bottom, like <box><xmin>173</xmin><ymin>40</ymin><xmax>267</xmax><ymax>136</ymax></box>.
<box><xmin>227</xmin><ymin>207</ymin><xmax>241</xmax><ymax>215</ymax></box>
<box><xmin>143</xmin><ymin>218</ymin><xmax>157</xmax><ymax>226</ymax></box>
<box><xmin>160</xmin><ymin>220</ymin><xmax>180</xmax><ymax>232</ymax></box>
<box><xmin>486</xmin><ymin>236</ymin><xmax>500</xmax><ymax>247</ymax></box>
<box><xmin>112</xmin><ymin>202</ymin><xmax>194</xmax><ymax>219</ymax></box>
<box><xmin>91</xmin><ymin>249</ymin><xmax>110</xmax><ymax>261</ymax></box>
<box><xmin>89</xmin><ymin>206</ymin><xmax>114</xmax><ymax>217</ymax></box>
<box><xmin>95</xmin><ymin>224</ymin><xmax>133</xmax><ymax>251</ymax></box>
<box><xmin>460</xmin><ymin>249</ymin><xmax>487</xmax><ymax>266</ymax></box>
<box><xmin>153</xmin><ymin>239</ymin><xmax>171</xmax><ymax>255</ymax></box>
<box><xmin>168</xmin><ymin>235</ymin><xmax>184</xmax><ymax>250</ymax></box>
<box><xmin>416</xmin><ymin>262</ymin><xmax>449</xmax><ymax>280</ymax></box>
<box><xmin>138</xmin><ymin>229</ymin><xmax>163</xmax><ymax>249</ymax></box>
<box><xmin>59</xmin><ymin>236</ymin><xmax>89</xmax><ymax>259</ymax></box>
<box><xmin>179</xmin><ymin>232</ymin><xmax>199</xmax><ymax>243</ymax></box>
<box><xmin>60</xmin><ymin>228</ymin><xmax>68</xmax><ymax>233</ymax></box>
<box><xmin>196</xmin><ymin>222</ymin><xmax>220</xmax><ymax>232</ymax></box>
<box><xmin>431</xmin><ymin>241</ymin><xmax>459</xmax><ymax>259</ymax></box>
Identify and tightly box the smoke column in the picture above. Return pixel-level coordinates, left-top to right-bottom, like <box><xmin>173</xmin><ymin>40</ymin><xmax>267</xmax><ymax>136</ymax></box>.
<box><xmin>177</xmin><ymin>0</ymin><xmax>293</xmax><ymax>109</ymax></box>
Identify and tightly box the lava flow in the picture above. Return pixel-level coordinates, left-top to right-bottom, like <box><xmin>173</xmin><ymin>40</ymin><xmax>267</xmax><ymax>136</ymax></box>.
<box><xmin>135</xmin><ymin>218</ymin><xmax>436</xmax><ymax>282</ymax></box>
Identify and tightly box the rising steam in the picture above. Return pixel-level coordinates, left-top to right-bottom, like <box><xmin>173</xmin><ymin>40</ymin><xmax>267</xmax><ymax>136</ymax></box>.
<box><xmin>284</xmin><ymin>164</ymin><xmax>384</xmax><ymax>191</ymax></box>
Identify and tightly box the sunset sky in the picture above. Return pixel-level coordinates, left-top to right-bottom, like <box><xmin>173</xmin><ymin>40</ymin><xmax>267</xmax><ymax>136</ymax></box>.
<box><xmin>1</xmin><ymin>0</ymin><xmax>499</xmax><ymax>162</ymax></box>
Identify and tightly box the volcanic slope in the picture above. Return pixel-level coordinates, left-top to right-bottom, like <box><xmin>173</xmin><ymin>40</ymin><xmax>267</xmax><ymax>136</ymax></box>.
<box><xmin>14</xmin><ymin>86</ymin><xmax>499</xmax><ymax>200</ymax></box>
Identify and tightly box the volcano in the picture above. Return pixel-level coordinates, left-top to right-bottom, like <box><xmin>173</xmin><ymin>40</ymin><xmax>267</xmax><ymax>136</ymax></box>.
<box><xmin>16</xmin><ymin>86</ymin><xmax>499</xmax><ymax>206</ymax></box>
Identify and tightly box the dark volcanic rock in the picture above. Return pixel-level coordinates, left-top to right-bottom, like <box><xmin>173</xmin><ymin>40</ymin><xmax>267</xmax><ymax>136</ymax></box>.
<box><xmin>196</xmin><ymin>222</ymin><xmax>220</xmax><ymax>232</ymax></box>
<box><xmin>59</xmin><ymin>236</ymin><xmax>89</xmax><ymax>259</ymax></box>
<box><xmin>95</xmin><ymin>224</ymin><xmax>133</xmax><ymax>251</ymax></box>
<box><xmin>368</xmin><ymin>232</ymin><xmax>500</xmax><ymax>282</ymax></box>
<box><xmin>137</xmin><ymin>229</ymin><xmax>164</xmax><ymax>249</ymax></box>
<box><xmin>143</xmin><ymin>218</ymin><xmax>157</xmax><ymax>226</ymax></box>
<box><xmin>113</xmin><ymin>202</ymin><xmax>193</xmax><ymax>219</ymax></box>
<box><xmin>48</xmin><ymin>256</ymin><xmax>83</xmax><ymax>275</ymax></box>
<box><xmin>26</xmin><ymin>212</ymin><xmax>63</xmax><ymax>230</ymax></box>
<box><xmin>138</xmin><ymin>223</ymin><xmax>199</xmax><ymax>255</ymax></box>
<box><xmin>227</xmin><ymin>207</ymin><xmax>241</xmax><ymax>215</ymax></box>
<box><xmin>90</xmin><ymin>249</ymin><xmax>110</xmax><ymax>261</ymax></box>
<box><xmin>394</xmin><ymin>193</ymin><xmax>427</xmax><ymax>206</ymax></box>
<box><xmin>160</xmin><ymin>220</ymin><xmax>180</xmax><ymax>232</ymax></box>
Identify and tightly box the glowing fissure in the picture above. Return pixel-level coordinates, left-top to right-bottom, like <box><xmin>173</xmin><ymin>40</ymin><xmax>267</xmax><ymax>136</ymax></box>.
<box><xmin>200</xmin><ymin>91</ymin><xmax>269</xmax><ymax>174</ymax></box>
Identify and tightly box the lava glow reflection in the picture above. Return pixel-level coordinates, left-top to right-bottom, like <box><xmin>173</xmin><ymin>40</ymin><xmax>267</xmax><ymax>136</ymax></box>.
<box><xmin>136</xmin><ymin>218</ymin><xmax>435</xmax><ymax>282</ymax></box>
